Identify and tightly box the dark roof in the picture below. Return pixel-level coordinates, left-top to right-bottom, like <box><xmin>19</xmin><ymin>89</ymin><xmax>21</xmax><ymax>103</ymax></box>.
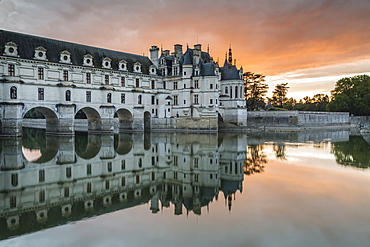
<box><xmin>0</xmin><ymin>30</ymin><xmax>154</xmax><ymax>74</ymax></box>
<box><xmin>220</xmin><ymin>59</ymin><xmax>241</xmax><ymax>80</ymax></box>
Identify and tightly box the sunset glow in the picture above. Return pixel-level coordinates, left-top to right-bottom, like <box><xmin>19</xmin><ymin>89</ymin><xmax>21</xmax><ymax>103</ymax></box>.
<box><xmin>1</xmin><ymin>0</ymin><xmax>370</xmax><ymax>99</ymax></box>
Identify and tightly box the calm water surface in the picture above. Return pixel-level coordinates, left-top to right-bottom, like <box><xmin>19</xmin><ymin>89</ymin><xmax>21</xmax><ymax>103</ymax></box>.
<box><xmin>0</xmin><ymin>129</ymin><xmax>369</xmax><ymax>247</ymax></box>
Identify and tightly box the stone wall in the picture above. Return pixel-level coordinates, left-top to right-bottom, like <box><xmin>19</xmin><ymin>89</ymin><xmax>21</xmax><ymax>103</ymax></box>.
<box><xmin>247</xmin><ymin>111</ymin><xmax>350</xmax><ymax>130</ymax></box>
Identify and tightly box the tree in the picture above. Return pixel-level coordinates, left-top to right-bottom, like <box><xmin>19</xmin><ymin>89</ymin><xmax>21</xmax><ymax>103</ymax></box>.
<box><xmin>269</xmin><ymin>83</ymin><xmax>289</xmax><ymax>108</ymax></box>
<box><xmin>327</xmin><ymin>75</ymin><xmax>370</xmax><ymax>116</ymax></box>
<box><xmin>243</xmin><ymin>72</ymin><xmax>268</xmax><ymax>111</ymax></box>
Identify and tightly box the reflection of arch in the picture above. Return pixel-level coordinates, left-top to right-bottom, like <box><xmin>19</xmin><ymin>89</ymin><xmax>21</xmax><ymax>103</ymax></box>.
<box><xmin>24</xmin><ymin>107</ymin><xmax>59</xmax><ymax>134</ymax></box>
<box><xmin>76</xmin><ymin>107</ymin><xmax>102</xmax><ymax>132</ymax></box>
<box><xmin>116</xmin><ymin>109</ymin><xmax>133</xmax><ymax>130</ymax></box>
<box><xmin>144</xmin><ymin>111</ymin><xmax>151</xmax><ymax>131</ymax></box>
<box><xmin>22</xmin><ymin>128</ymin><xmax>59</xmax><ymax>163</ymax></box>
<box><xmin>75</xmin><ymin>132</ymin><xmax>101</xmax><ymax>159</ymax></box>
<box><xmin>115</xmin><ymin>133</ymin><xmax>133</xmax><ymax>155</ymax></box>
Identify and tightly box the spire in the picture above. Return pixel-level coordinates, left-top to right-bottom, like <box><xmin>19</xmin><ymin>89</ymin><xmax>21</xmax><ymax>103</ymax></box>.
<box><xmin>228</xmin><ymin>44</ymin><xmax>233</xmax><ymax>66</ymax></box>
<box><xmin>207</xmin><ymin>44</ymin><xmax>210</xmax><ymax>54</ymax></box>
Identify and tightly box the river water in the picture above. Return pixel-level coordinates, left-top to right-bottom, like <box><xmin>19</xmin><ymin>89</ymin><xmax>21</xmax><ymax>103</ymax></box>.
<box><xmin>0</xmin><ymin>128</ymin><xmax>369</xmax><ymax>247</ymax></box>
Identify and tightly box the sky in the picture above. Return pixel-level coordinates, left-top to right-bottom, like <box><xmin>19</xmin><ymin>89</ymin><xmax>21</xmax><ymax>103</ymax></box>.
<box><xmin>1</xmin><ymin>0</ymin><xmax>370</xmax><ymax>99</ymax></box>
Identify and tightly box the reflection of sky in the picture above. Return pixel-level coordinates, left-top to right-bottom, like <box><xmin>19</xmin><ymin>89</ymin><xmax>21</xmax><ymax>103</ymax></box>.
<box><xmin>21</xmin><ymin>147</ymin><xmax>41</xmax><ymax>162</ymax></box>
<box><xmin>2</xmin><ymin>142</ymin><xmax>370</xmax><ymax>247</ymax></box>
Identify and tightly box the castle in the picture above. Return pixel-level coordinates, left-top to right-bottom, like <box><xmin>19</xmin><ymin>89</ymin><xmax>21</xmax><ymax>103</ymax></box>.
<box><xmin>0</xmin><ymin>30</ymin><xmax>246</xmax><ymax>135</ymax></box>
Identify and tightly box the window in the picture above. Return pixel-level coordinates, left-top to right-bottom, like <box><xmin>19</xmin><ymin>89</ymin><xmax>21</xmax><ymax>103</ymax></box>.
<box><xmin>8</xmin><ymin>64</ymin><xmax>15</xmax><ymax>76</ymax></box>
<box><xmin>39</xmin><ymin>190</ymin><xmax>45</xmax><ymax>203</ymax></box>
<box><xmin>10</xmin><ymin>196</ymin><xmax>16</xmax><ymax>208</ymax></box>
<box><xmin>138</xmin><ymin>95</ymin><xmax>142</xmax><ymax>104</ymax></box>
<box><xmin>210</xmin><ymin>99</ymin><xmax>213</xmax><ymax>104</ymax></box>
<box><xmin>11</xmin><ymin>174</ymin><xmax>18</xmax><ymax>187</ymax></box>
<box><xmin>194</xmin><ymin>174</ymin><xmax>199</xmax><ymax>182</ymax></box>
<box><xmin>136</xmin><ymin>175</ymin><xmax>140</xmax><ymax>184</ymax></box>
<box><xmin>184</xmin><ymin>71</ymin><xmax>187</xmax><ymax>76</ymax></box>
<box><xmin>107</xmin><ymin>93</ymin><xmax>112</xmax><ymax>103</ymax></box>
<box><xmin>152</xmin><ymin>172</ymin><xmax>155</xmax><ymax>181</ymax></box>
<box><xmin>87</xmin><ymin>182</ymin><xmax>92</xmax><ymax>193</ymax></box>
<box><xmin>105</xmin><ymin>75</ymin><xmax>109</xmax><ymax>85</ymax></box>
<box><xmin>121</xmin><ymin>160</ymin><xmax>125</xmax><ymax>170</ymax></box>
<box><xmin>121</xmin><ymin>177</ymin><xmax>126</xmax><ymax>186</ymax></box>
<box><xmin>174</xmin><ymin>171</ymin><xmax>178</xmax><ymax>180</ymax></box>
<box><xmin>38</xmin><ymin>67</ymin><xmax>44</xmax><ymax>80</ymax></box>
<box><xmin>173</xmin><ymin>95</ymin><xmax>178</xmax><ymax>105</ymax></box>
<box><xmin>38</xmin><ymin>88</ymin><xmax>44</xmax><ymax>100</ymax></box>
<box><xmin>173</xmin><ymin>81</ymin><xmax>178</xmax><ymax>90</ymax></box>
<box><xmin>225</xmin><ymin>87</ymin><xmax>228</xmax><ymax>94</ymax></box>
<box><xmin>65</xmin><ymin>90</ymin><xmax>71</xmax><ymax>101</ymax></box>
<box><xmin>138</xmin><ymin>158</ymin><xmax>142</xmax><ymax>168</ymax></box>
<box><xmin>183</xmin><ymin>84</ymin><xmax>186</xmax><ymax>89</ymax></box>
<box><xmin>87</xmin><ymin>164</ymin><xmax>91</xmax><ymax>175</ymax></box>
<box><xmin>151</xmin><ymin>80</ymin><xmax>155</xmax><ymax>89</ymax></box>
<box><xmin>136</xmin><ymin>78</ymin><xmax>140</xmax><ymax>87</ymax></box>
<box><xmin>235</xmin><ymin>86</ymin><xmax>238</xmax><ymax>98</ymax></box>
<box><xmin>173</xmin><ymin>67</ymin><xmax>178</xmax><ymax>75</ymax></box>
<box><xmin>194</xmin><ymin>158</ymin><xmax>199</xmax><ymax>168</ymax></box>
<box><xmin>86</xmin><ymin>73</ymin><xmax>91</xmax><ymax>84</ymax></box>
<box><xmin>230</xmin><ymin>86</ymin><xmax>233</xmax><ymax>98</ymax></box>
<box><xmin>194</xmin><ymin>80</ymin><xmax>199</xmax><ymax>89</ymax></box>
<box><xmin>121</xmin><ymin>77</ymin><xmax>125</xmax><ymax>87</ymax></box>
<box><xmin>63</xmin><ymin>70</ymin><xmax>68</xmax><ymax>81</ymax></box>
<box><xmin>66</xmin><ymin>167</ymin><xmax>72</xmax><ymax>178</ymax></box>
<box><xmin>194</xmin><ymin>95</ymin><xmax>199</xmax><ymax>105</ymax></box>
<box><xmin>86</xmin><ymin>91</ymin><xmax>91</xmax><ymax>102</ymax></box>
<box><xmin>105</xmin><ymin>180</ymin><xmax>110</xmax><ymax>190</ymax></box>
<box><xmin>10</xmin><ymin>86</ymin><xmax>17</xmax><ymax>99</ymax></box>
<box><xmin>210</xmin><ymin>84</ymin><xmax>213</xmax><ymax>89</ymax></box>
<box><xmin>64</xmin><ymin>187</ymin><xmax>69</xmax><ymax>197</ymax></box>
<box><xmin>151</xmin><ymin>96</ymin><xmax>155</xmax><ymax>105</ymax></box>
<box><xmin>174</xmin><ymin>156</ymin><xmax>178</xmax><ymax>166</ymax></box>
<box><xmin>107</xmin><ymin>162</ymin><xmax>112</xmax><ymax>172</ymax></box>
<box><xmin>39</xmin><ymin>169</ymin><xmax>45</xmax><ymax>182</ymax></box>
<box><xmin>163</xmin><ymin>82</ymin><xmax>166</xmax><ymax>89</ymax></box>
<box><xmin>121</xmin><ymin>93</ymin><xmax>125</xmax><ymax>104</ymax></box>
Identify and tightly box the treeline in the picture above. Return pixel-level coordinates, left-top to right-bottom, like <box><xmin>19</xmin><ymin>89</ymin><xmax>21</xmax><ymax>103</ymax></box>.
<box><xmin>244</xmin><ymin>72</ymin><xmax>370</xmax><ymax>116</ymax></box>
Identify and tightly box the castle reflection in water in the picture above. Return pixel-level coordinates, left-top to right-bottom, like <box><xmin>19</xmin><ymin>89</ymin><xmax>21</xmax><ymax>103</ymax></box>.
<box><xmin>0</xmin><ymin>129</ymin><xmax>256</xmax><ymax>239</ymax></box>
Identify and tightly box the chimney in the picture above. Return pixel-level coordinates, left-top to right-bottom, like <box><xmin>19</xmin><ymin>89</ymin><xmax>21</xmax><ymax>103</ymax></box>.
<box><xmin>174</xmin><ymin>44</ymin><xmax>183</xmax><ymax>58</ymax></box>
<box><xmin>150</xmin><ymin>45</ymin><xmax>159</xmax><ymax>68</ymax></box>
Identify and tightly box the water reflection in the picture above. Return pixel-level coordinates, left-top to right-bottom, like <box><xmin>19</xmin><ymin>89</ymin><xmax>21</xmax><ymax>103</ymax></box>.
<box><xmin>0</xmin><ymin>128</ymin><xmax>249</xmax><ymax>240</ymax></box>
<box><xmin>1</xmin><ymin>128</ymin><xmax>370</xmax><ymax>242</ymax></box>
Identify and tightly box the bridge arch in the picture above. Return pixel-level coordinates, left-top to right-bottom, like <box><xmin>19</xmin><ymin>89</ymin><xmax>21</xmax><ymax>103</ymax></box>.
<box><xmin>116</xmin><ymin>108</ymin><xmax>133</xmax><ymax>130</ymax></box>
<box><xmin>75</xmin><ymin>132</ymin><xmax>101</xmax><ymax>159</ymax></box>
<box><xmin>23</xmin><ymin>106</ymin><xmax>59</xmax><ymax>134</ymax></box>
<box><xmin>75</xmin><ymin>106</ymin><xmax>102</xmax><ymax>132</ymax></box>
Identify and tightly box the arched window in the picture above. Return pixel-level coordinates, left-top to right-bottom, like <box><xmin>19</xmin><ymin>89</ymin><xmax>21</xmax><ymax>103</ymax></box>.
<box><xmin>230</xmin><ymin>86</ymin><xmax>233</xmax><ymax>98</ymax></box>
<box><xmin>10</xmin><ymin>86</ymin><xmax>17</xmax><ymax>99</ymax></box>
<box><xmin>138</xmin><ymin>95</ymin><xmax>142</xmax><ymax>104</ymax></box>
<box><xmin>235</xmin><ymin>86</ymin><xmax>238</xmax><ymax>99</ymax></box>
<box><xmin>240</xmin><ymin>86</ymin><xmax>244</xmax><ymax>99</ymax></box>
<box><xmin>65</xmin><ymin>90</ymin><xmax>71</xmax><ymax>101</ymax></box>
<box><xmin>107</xmin><ymin>93</ymin><xmax>112</xmax><ymax>103</ymax></box>
<box><xmin>225</xmin><ymin>86</ymin><xmax>228</xmax><ymax>94</ymax></box>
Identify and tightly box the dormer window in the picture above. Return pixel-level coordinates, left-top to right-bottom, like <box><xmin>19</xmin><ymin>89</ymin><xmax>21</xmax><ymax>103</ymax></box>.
<box><xmin>34</xmin><ymin>46</ymin><xmax>47</xmax><ymax>60</ymax></box>
<box><xmin>102</xmin><ymin>57</ymin><xmax>111</xmax><ymax>69</ymax></box>
<box><xmin>118</xmin><ymin>60</ymin><xmax>127</xmax><ymax>71</ymax></box>
<box><xmin>133</xmin><ymin>62</ymin><xmax>142</xmax><ymax>73</ymax></box>
<box><xmin>149</xmin><ymin>65</ymin><xmax>157</xmax><ymax>75</ymax></box>
<box><xmin>60</xmin><ymin>50</ymin><xmax>71</xmax><ymax>64</ymax></box>
<box><xmin>83</xmin><ymin>54</ymin><xmax>94</xmax><ymax>67</ymax></box>
<box><xmin>3</xmin><ymin>42</ymin><xmax>18</xmax><ymax>57</ymax></box>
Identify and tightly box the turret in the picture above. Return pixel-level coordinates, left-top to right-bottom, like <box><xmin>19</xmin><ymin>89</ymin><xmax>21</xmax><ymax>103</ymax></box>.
<box><xmin>174</xmin><ymin>44</ymin><xmax>183</xmax><ymax>59</ymax></box>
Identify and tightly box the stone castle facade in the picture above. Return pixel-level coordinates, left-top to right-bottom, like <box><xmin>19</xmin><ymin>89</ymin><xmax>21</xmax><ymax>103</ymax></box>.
<box><xmin>0</xmin><ymin>30</ymin><xmax>246</xmax><ymax>135</ymax></box>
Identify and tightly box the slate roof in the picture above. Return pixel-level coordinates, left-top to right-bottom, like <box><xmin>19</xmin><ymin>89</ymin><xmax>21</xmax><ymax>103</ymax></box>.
<box><xmin>219</xmin><ymin>59</ymin><xmax>241</xmax><ymax>80</ymax></box>
<box><xmin>0</xmin><ymin>30</ymin><xmax>154</xmax><ymax>74</ymax></box>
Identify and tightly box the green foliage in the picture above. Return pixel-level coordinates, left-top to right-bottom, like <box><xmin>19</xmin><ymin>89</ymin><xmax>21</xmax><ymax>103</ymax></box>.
<box><xmin>327</xmin><ymin>75</ymin><xmax>370</xmax><ymax>116</ymax></box>
<box><xmin>331</xmin><ymin>136</ymin><xmax>370</xmax><ymax>169</ymax></box>
<box><xmin>243</xmin><ymin>72</ymin><xmax>268</xmax><ymax>111</ymax></box>
<box><xmin>284</xmin><ymin>94</ymin><xmax>329</xmax><ymax>111</ymax></box>
<box><xmin>269</xmin><ymin>83</ymin><xmax>289</xmax><ymax>108</ymax></box>
<box><xmin>268</xmin><ymin>107</ymin><xmax>288</xmax><ymax>111</ymax></box>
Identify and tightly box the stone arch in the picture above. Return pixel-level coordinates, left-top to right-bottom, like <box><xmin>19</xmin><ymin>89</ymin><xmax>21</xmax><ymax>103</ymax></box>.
<box><xmin>218</xmin><ymin>113</ymin><xmax>225</xmax><ymax>129</ymax></box>
<box><xmin>23</xmin><ymin>106</ymin><xmax>59</xmax><ymax>134</ymax></box>
<box><xmin>116</xmin><ymin>108</ymin><xmax>133</xmax><ymax>130</ymax></box>
<box><xmin>75</xmin><ymin>107</ymin><xmax>102</xmax><ymax>132</ymax></box>
<box><xmin>144</xmin><ymin>111</ymin><xmax>151</xmax><ymax>131</ymax></box>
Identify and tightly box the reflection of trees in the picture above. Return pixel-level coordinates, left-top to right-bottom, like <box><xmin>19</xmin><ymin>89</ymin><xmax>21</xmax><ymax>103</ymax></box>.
<box><xmin>22</xmin><ymin>127</ymin><xmax>46</xmax><ymax>151</ymax></box>
<box><xmin>273</xmin><ymin>144</ymin><xmax>286</xmax><ymax>160</ymax></box>
<box><xmin>332</xmin><ymin>136</ymin><xmax>370</xmax><ymax>169</ymax></box>
<box><xmin>244</xmin><ymin>144</ymin><xmax>267</xmax><ymax>175</ymax></box>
